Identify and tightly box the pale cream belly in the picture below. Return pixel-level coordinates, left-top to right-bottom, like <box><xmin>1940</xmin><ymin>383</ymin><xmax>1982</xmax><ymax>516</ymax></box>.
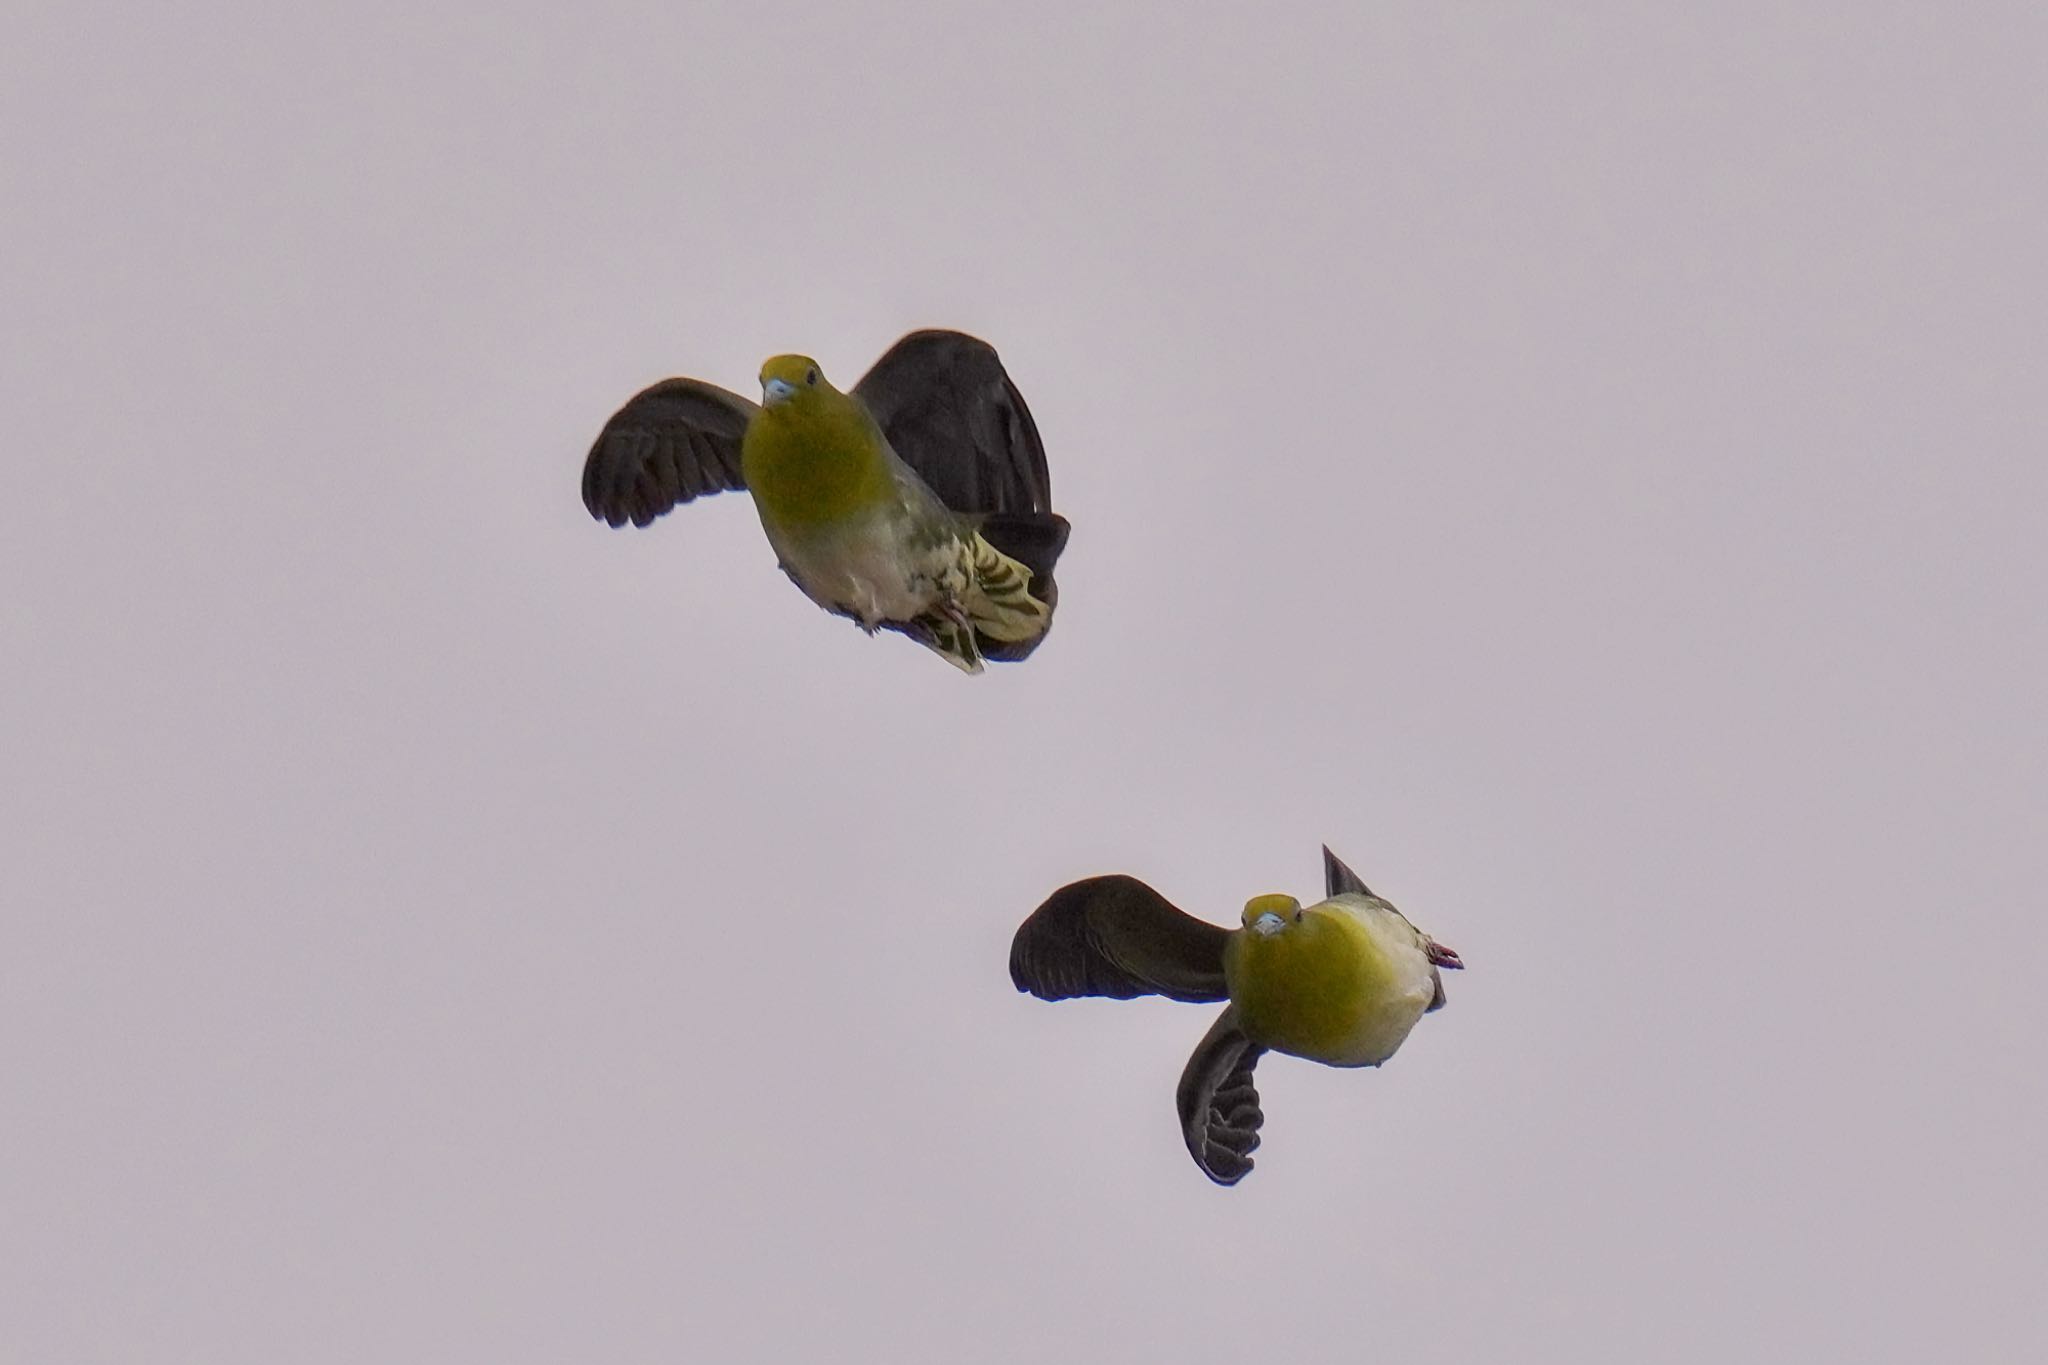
<box><xmin>765</xmin><ymin>513</ymin><xmax>967</xmax><ymax>628</ymax></box>
<box><xmin>1316</xmin><ymin>909</ymin><xmax>1437</xmax><ymax>1067</ymax></box>
<box><xmin>1309</xmin><ymin>989</ymin><xmax>1434</xmax><ymax>1068</ymax></box>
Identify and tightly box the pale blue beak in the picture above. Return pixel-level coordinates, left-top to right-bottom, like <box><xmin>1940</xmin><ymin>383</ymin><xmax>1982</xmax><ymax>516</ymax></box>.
<box><xmin>762</xmin><ymin>377</ymin><xmax>799</xmax><ymax>406</ymax></box>
<box><xmin>1250</xmin><ymin>911</ymin><xmax>1287</xmax><ymax>938</ymax></box>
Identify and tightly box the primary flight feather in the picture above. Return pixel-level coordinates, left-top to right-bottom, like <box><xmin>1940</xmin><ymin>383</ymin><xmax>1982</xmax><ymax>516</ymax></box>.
<box><xmin>582</xmin><ymin>329</ymin><xmax>1069</xmax><ymax>673</ymax></box>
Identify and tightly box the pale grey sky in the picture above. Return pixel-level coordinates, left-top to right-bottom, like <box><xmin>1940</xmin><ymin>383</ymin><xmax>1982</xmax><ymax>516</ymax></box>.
<box><xmin>5</xmin><ymin>3</ymin><xmax>2044</xmax><ymax>1361</ymax></box>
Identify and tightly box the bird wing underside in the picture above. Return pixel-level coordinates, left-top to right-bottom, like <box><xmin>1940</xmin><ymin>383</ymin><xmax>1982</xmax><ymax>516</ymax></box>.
<box><xmin>1008</xmin><ymin>875</ymin><xmax>1231</xmax><ymax>1003</ymax></box>
<box><xmin>853</xmin><ymin>330</ymin><xmax>1053</xmax><ymax>518</ymax></box>
<box><xmin>582</xmin><ymin>378</ymin><xmax>756</xmax><ymax>527</ymax></box>
<box><xmin>1176</xmin><ymin>1007</ymin><xmax>1267</xmax><ymax>1186</ymax></box>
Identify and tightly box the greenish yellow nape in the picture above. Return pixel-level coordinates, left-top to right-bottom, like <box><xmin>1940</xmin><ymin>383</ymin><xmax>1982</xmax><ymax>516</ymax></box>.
<box><xmin>759</xmin><ymin>354</ymin><xmax>830</xmax><ymax>390</ymax></box>
<box><xmin>1242</xmin><ymin>893</ymin><xmax>1301</xmax><ymax>926</ymax></box>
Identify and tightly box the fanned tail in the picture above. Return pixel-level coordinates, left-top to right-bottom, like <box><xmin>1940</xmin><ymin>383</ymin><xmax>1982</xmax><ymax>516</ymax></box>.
<box><xmin>894</xmin><ymin>516</ymin><xmax>1067</xmax><ymax>673</ymax></box>
<box><xmin>967</xmin><ymin>537</ymin><xmax>1051</xmax><ymax>643</ymax></box>
<box><xmin>894</xmin><ymin>614</ymin><xmax>985</xmax><ymax>674</ymax></box>
<box><xmin>974</xmin><ymin>513</ymin><xmax>1067</xmax><ymax>663</ymax></box>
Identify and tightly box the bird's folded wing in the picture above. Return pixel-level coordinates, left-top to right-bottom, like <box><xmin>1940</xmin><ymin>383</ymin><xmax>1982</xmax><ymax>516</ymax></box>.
<box><xmin>1323</xmin><ymin>844</ymin><xmax>1375</xmax><ymax>899</ymax></box>
<box><xmin>853</xmin><ymin>330</ymin><xmax>1052</xmax><ymax>516</ymax></box>
<box><xmin>582</xmin><ymin>378</ymin><xmax>756</xmax><ymax>527</ymax></box>
<box><xmin>1176</xmin><ymin>1007</ymin><xmax>1266</xmax><ymax>1187</ymax></box>
<box><xmin>1009</xmin><ymin>875</ymin><xmax>1230</xmax><ymax>1003</ymax></box>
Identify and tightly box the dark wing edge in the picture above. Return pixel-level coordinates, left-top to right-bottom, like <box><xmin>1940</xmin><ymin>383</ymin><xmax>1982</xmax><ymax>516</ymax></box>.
<box><xmin>1008</xmin><ymin>874</ymin><xmax>1230</xmax><ymax>1004</ymax></box>
<box><xmin>1176</xmin><ymin>1007</ymin><xmax>1267</xmax><ymax>1187</ymax></box>
<box><xmin>1323</xmin><ymin>844</ymin><xmax>1375</xmax><ymax>900</ymax></box>
<box><xmin>853</xmin><ymin>329</ymin><xmax>1054</xmax><ymax>516</ymax></box>
<box><xmin>581</xmin><ymin>378</ymin><xmax>756</xmax><ymax>528</ymax></box>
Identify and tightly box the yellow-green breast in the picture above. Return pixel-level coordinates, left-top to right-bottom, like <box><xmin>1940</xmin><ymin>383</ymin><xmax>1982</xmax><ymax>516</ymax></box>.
<box><xmin>741</xmin><ymin>384</ymin><xmax>895</xmax><ymax>529</ymax></box>
<box><xmin>1224</xmin><ymin>897</ymin><xmax>1436</xmax><ymax>1067</ymax></box>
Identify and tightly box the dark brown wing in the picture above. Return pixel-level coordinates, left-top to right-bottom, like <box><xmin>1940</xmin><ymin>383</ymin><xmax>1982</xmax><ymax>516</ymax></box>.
<box><xmin>852</xmin><ymin>330</ymin><xmax>1052</xmax><ymax>516</ymax></box>
<box><xmin>1176</xmin><ymin>1007</ymin><xmax>1267</xmax><ymax>1186</ymax></box>
<box><xmin>582</xmin><ymin>378</ymin><xmax>755</xmax><ymax>528</ymax></box>
<box><xmin>1323</xmin><ymin>844</ymin><xmax>1375</xmax><ymax>899</ymax></box>
<box><xmin>1009</xmin><ymin>875</ymin><xmax>1230</xmax><ymax>1004</ymax></box>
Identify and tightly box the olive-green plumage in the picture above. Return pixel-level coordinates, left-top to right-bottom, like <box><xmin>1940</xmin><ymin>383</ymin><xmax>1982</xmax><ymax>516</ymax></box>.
<box><xmin>742</xmin><ymin>356</ymin><xmax>896</xmax><ymax>527</ymax></box>
<box><xmin>582</xmin><ymin>330</ymin><xmax>1069</xmax><ymax>672</ymax></box>
<box><xmin>1009</xmin><ymin>847</ymin><xmax>1464</xmax><ymax>1185</ymax></box>
<box><xmin>1224</xmin><ymin>892</ymin><xmax>1441</xmax><ymax>1067</ymax></box>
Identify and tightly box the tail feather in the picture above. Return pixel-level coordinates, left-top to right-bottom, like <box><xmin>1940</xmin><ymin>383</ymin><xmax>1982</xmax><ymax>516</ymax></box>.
<box><xmin>973</xmin><ymin>512</ymin><xmax>1070</xmax><ymax>662</ymax></box>
<box><xmin>978</xmin><ymin>512</ymin><xmax>1069</xmax><ymax>590</ymax></box>
<box><xmin>891</xmin><ymin>615</ymin><xmax>985</xmax><ymax>674</ymax></box>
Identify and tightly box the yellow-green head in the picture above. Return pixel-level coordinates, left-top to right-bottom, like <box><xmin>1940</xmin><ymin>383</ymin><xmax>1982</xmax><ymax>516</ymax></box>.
<box><xmin>1242</xmin><ymin>893</ymin><xmax>1302</xmax><ymax>937</ymax></box>
<box><xmin>758</xmin><ymin>354</ymin><xmax>836</xmax><ymax>409</ymax></box>
<box><xmin>742</xmin><ymin>353</ymin><xmax>891</xmax><ymax>527</ymax></box>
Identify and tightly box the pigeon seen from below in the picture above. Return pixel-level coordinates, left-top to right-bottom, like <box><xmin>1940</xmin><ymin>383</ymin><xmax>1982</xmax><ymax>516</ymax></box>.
<box><xmin>1009</xmin><ymin>846</ymin><xmax>1464</xmax><ymax>1185</ymax></box>
<box><xmin>582</xmin><ymin>329</ymin><xmax>1069</xmax><ymax>673</ymax></box>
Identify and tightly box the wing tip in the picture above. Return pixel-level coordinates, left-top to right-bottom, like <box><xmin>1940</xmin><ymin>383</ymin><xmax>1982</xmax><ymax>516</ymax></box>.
<box><xmin>1177</xmin><ymin>1011</ymin><xmax>1266</xmax><ymax>1187</ymax></box>
<box><xmin>578</xmin><ymin>377</ymin><xmax>754</xmax><ymax>527</ymax></box>
<box><xmin>1195</xmin><ymin>1145</ymin><xmax>1256</xmax><ymax>1187</ymax></box>
<box><xmin>1322</xmin><ymin>844</ymin><xmax>1374</xmax><ymax>900</ymax></box>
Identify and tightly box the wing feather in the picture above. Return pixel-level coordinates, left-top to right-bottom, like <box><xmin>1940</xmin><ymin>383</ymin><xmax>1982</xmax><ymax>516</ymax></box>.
<box><xmin>853</xmin><ymin>330</ymin><xmax>1052</xmax><ymax>516</ymax></box>
<box><xmin>582</xmin><ymin>378</ymin><xmax>756</xmax><ymax>528</ymax></box>
<box><xmin>1176</xmin><ymin>1007</ymin><xmax>1267</xmax><ymax>1186</ymax></box>
<box><xmin>1009</xmin><ymin>875</ymin><xmax>1230</xmax><ymax>1004</ymax></box>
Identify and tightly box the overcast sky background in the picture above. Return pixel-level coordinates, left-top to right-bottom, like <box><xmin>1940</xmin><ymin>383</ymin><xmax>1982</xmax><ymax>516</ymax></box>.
<box><xmin>5</xmin><ymin>4</ymin><xmax>2045</xmax><ymax>1361</ymax></box>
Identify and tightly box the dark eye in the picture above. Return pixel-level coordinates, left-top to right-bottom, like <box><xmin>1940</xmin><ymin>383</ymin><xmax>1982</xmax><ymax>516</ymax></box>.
<box><xmin>806</xmin><ymin>367</ymin><xmax>818</xmax><ymax>385</ymax></box>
